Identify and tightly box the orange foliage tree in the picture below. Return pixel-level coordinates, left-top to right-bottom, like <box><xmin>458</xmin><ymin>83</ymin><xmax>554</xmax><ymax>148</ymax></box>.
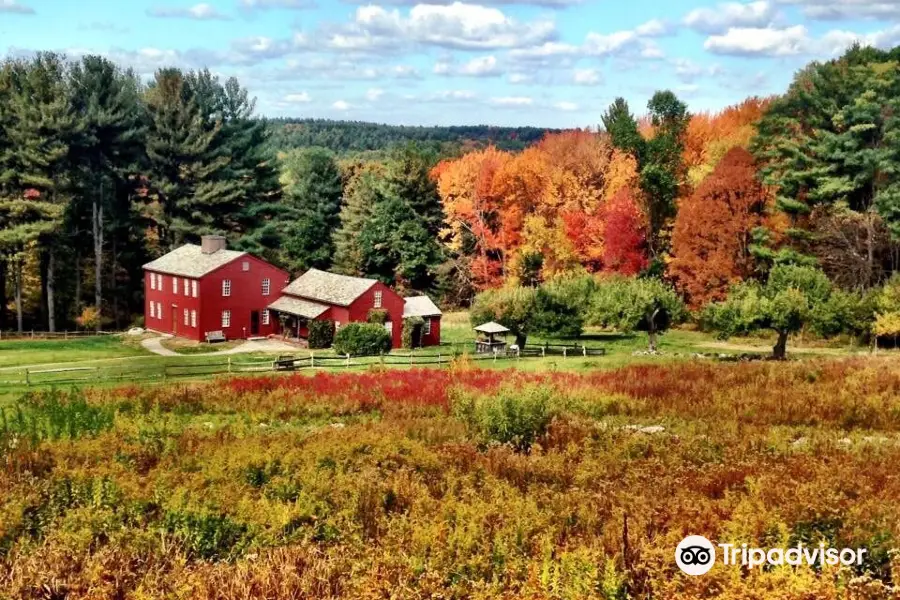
<box><xmin>669</xmin><ymin>147</ymin><xmax>770</xmax><ymax>308</ymax></box>
<box><xmin>683</xmin><ymin>97</ymin><xmax>772</xmax><ymax>185</ymax></box>
<box><xmin>435</xmin><ymin>131</ymin><xmax>617</xmax><ymax>288</ymax></box>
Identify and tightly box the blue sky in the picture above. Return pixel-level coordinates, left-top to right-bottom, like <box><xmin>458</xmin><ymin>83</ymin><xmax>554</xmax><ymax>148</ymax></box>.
<box><xmin>1</xmin><ymin>0</ymin><xmax>898</xmax><ymax>127</ymax></box>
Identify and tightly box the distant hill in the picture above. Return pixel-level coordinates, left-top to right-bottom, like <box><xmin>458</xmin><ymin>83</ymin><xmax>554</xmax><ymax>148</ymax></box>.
<box><xmin>266</xmin><ymin>118</ymin><xmax>561</xmax><ymax>155</ymax></box>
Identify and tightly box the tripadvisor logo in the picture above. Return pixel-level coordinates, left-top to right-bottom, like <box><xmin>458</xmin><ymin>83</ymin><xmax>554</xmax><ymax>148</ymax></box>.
<box><xmin>675</xmin><ymin>536</ymin><xmax>867</xmax><ymax>576</ymax></box>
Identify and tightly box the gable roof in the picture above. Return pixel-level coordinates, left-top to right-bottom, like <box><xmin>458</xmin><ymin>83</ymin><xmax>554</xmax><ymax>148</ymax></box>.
<box><xmin>403</xmin><ymin>296</ymin><xmax>442</xmax><ymax>318</ymax></box>
<box><xmin>143</xmin><ymin>244</ymin><xmax>247</xmax><ymax>278</ymax></box>
<box><xmin>282</xmin><ymin>268</ymin><xmax>377</xmax><ymax>306</ymax></box>
<box><xmin>267</xmin><ymin>296</ymin><xmax>330</xmax><ymax>319</ymax></box>
<box><xmin>474</xmin><ymin>321</ymin><xmax>510</xmax><ymax>334</ymax></box>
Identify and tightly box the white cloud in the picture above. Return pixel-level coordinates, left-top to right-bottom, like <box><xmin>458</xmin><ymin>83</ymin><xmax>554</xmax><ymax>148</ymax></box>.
<box><xmin>392</xmin><ymin>65</ymin><xmax>421</xmax><ymax>78</ymax></box>
<box><xmin>573</xmin><ymin>68</ymin><xmax>601</xmax><ymax>85</ymax></box>
<box><xmin>0</xmin><ymin>0</ymin><xmax>34</xmax><ymax>14</ymax></box>
<box><xmin>332</xmin><ymin>100</ymin><xmax>351</xmax><ymax>110</ymax></box>
<box><xmin>325</xmin><ymin>2</ymin><xmax>556</xmax><ymax>51</ymax></box>
<box><xmin>778</xmin><ymin>0</ymin><xmax>900</xmax><ymax>21</ymax></box>
<box><xmin>684</xmin><ymin>1</ymin><xmax>776</xmax><ymax>33</ymax></box>
<box><xmin>490</xmin><ymin>96</ymin><xmax>533</xmax><ymax>106</ymax></box>
<box><xmin>148</xmin><ymin>3</ymin><xmax>230</xmax><ymax>20</ymax></box>
<box><xmin>583</xmin><ymin>30</ymin><xmax>640</xmax><ymax>55</ymax></box>
<box><xmin>635</xmin><ymin>19</ymin><xmax>673</xmax><ymax>37</ymax></box>
<box><xmin>239</xmin><ymin>0</ymin><xmax>316</xmax><ymax>10</ymax></box>
<box><xmin>508</xmin><ymin>73</ymin><xmax>533</xmax><ymax>84</ymax></box>
<box><xmin>435</xmin><ymin>55</ymin><xmax>501</xmax><ymax>76</ymax></box>
<box><xmin>284</xmin><ymin>92</ymin><xmax>312</xmax><ymax>102</ymax></box>
<box><xmin>704</xmin><ymin>25</ymin><xmax>808</xmax><ymax>56</ymax></box>
<box><xmin>343</xmin><ymin>0</ymin><xmax>580</xmax><ymax>6</ymax></box>
<box><xmin>555</xmin><ymin>101</ymin><xmax>579</xmax><ymax>111</ymax></box>
<box><xmin>366</xmin><ymin>88</ymin><xmax>385</xmax><ymax>101</ymax></box>
<box><xmin>819</xmin><ymin>24</ymin><xmax>900</xmax><ymax>54</ymax></box>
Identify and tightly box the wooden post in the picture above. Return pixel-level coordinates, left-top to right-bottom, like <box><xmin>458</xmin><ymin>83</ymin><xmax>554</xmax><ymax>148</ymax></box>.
<box><xmin>542</xmin><ymin>346</ymin><xmax>545</xmax><ymax>358</ymax></box>
<box><xmin>380</xmin><ymin>351</ymin><xmax>385</xmax><ymax>367</ymax></box>
<box><xmin>437</xmin><ymin>353</ymin><xmax>441</xmax><ymax>366</ymax></box>
<box><xmin>227</xmin><ymin>357</ymin><xmax>232</xmax><ymax>373</ymax></box>
<box><xmin>583</xmin><ymin>345</ymin><xmax>587</xmax><ymax>357</ymax></box>
<box><xmin>30</xmin><ymin>330</ymin><xmax>34</xmax><ymax>339</ymax></box>
<box><xmin>64</xmin><ymin>330</ymin><xmax>68</xmax><ymax>340</ymax></box>
<box><xmin>310</xmin><ymin>351</ymin><xmax>314</xmax><ymax>368</ymax></box>
<box><xmin>410</xmin><ymin>349</ymin><xmax>413</xmax><ymax>366</ymax></box>
<box><xmin>346</xmin><ymin>353</ymin><xmax>351</xmax><ymax>368</ymax></box>
<box><xmin>563</xmin><ymin>348</ymin><xmax>567</xmax><ymax>359</ymax></box>
<box><xmin>24</xmin><ymin>368</ymin><xmax>29</xmax><ymax>386</ymax></box>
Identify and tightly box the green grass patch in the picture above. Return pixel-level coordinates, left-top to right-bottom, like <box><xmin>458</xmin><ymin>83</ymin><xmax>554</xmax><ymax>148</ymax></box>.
<box><xmin>0</xmin><ymin>335</ymin><xmax>150</xmax><ymax>368</ymax></box>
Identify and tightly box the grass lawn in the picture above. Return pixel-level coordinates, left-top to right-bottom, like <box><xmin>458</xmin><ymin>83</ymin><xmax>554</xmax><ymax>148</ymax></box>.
<box><xmin>159</xmin><ymin>337</ymin><xmax>245</xmax><ymax>354</ymax></box>
<box><xmin>0</xmin><ymin>335</ymin><xmax>151</xmax><ymax>368</ymax></box>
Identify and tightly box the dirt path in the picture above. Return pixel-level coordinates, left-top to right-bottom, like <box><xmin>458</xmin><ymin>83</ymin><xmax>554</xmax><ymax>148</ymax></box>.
<box><xmin>140</xmin><ymin>336</ymin><xmax>300</xmax><ymax>357</ymax></box>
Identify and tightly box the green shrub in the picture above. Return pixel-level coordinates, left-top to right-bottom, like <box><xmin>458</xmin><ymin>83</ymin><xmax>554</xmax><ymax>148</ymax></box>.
<box><xmin>162</xmin><ymin>510</ymin><xmax>252</xmax><ymax>561</ymax></box>
<box><xmin>367</xmin><ymin>309</ymin><xmax>389</xmax><ymax>325</ymax></box>
<box><xmin>451</xmin><ymin>385</ymin><xmax>557</xmax><ymax>452</ymax></box>
<box><xmin>308</xmin><ymin>319</ymin><xmax>335</xmax><ymax>349</ymax></box>
<box><xmin>333</xmin><ymin>323</ymin><xmax>392</xmax><ymax>356</ymax></box>
<box><xmin>1</xmin><ymin>389</ymin><xmax>115</xmax><ymax>447</ymax></box>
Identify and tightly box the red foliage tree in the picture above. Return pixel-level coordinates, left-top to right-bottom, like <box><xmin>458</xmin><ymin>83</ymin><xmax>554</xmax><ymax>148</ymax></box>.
<box><xmin>669</xmin><ymin>147</ymin><xmax>769</xmax><ymax>308</ymax></box>
<box><xmin>602</xmin><ymin>187</ymin><xmax>647</xmax><ymax>275</ymax></box>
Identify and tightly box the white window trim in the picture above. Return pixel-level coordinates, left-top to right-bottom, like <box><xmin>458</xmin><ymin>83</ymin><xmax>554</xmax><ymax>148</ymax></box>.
<box><xmin>150</xmin><ymin>273</ymin><xmax>156</xmax><ymax>291</ymax></box>
<box><xmin>184</xmin><ymin>279</ymin><xmax>189</xmax><ymax>296</ymax></box>
<box><xmin>424</xmin><ymin>319</ymin><xmax>431</xmax><ymax>335</ymax></box>
<box><xmin>191</xmin><ymin>310</ymin><xmax>197</xmax><ymax>328</ymax></box>
<box><xmin>222</xmin><ymin>310</ymin><xmax>231</xmax><ymax>328</ymax></box>
<box><xmin>191</xmin><ymin>280</ymin><xmax>198</xmax><ymax>298</ymax></box>
<box><xmin>150</xmin><ymin>301</ymin><xmax>155</xmax><ymax>318</ymax></box>
<box><xmin>262</xmin><ymin>278</ymin><xmax>270</xmax><ymax>296</ymax></box>
<box><xmin>242</xmin><ymin>261</ymin><xmax>250</xmax><ymax>272</ymax></box>
<box><xmin>184</xmin><ymin>309</ymin><xmax>189</xmax><ymax>326</ymax></box>
<box><xmin>374</xmin><ymin>290</ymin><xmax>383</xmax><ymax>308</ymax></box>
<box><xmin>172</xmin><ymin>276</ymin><xmax>178</xmax><ymax>294</ymax></box>
<box><xmin>222</xmin><ymin>280</ymin><xmax>231</xmax><ymax>297</ymax></box>
<box><xmin>262</xmin><ymin>309</ymin><xmax>270</xmax><ymax>325</ymax></box>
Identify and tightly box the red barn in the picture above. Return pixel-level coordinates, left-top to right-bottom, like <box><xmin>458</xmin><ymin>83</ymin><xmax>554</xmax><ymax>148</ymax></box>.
<box><xmin>268</xmin><ymin>269</ymin><xmax>442</xmax><ymax>348</ymax></box>
<box><xmin>143</xmin><ymin>236</ymin><xmax>290</xmax><ymax>341</ymax></box>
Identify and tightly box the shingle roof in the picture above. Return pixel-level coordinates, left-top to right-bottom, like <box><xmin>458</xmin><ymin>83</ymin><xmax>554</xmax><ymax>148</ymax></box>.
<box><xmin>143</xmin><ymin>244</ymin><xmax>247</xmax><ymax>278</ymax></box>
<box><xmin>267</xmin><ymin>296</ymin><xmax>330</xmax><ymax>319</ymax></box>
<box><xmin>474</xmin><ymin>321</ymin><xmax>510</xmax><ymax>334</ymax></box>
<box><xmin>282</xmin><ymin>269</ymin><xmax>377</xmax><ymax>306</ymax></box>
<box><xmin>403</xmin><ymin>296</ymin><xmax>442</xmax><ymax>318</ymax></box>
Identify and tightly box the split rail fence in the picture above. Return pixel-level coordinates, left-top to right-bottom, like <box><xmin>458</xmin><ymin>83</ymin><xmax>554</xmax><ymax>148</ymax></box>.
<box><xmin>0</xmin><ymin>343</ymin><xmax>605</xmax><ymax>390</ymax></box>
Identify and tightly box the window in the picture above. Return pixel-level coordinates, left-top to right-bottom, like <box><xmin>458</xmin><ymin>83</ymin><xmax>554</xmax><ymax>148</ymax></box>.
<box><xmin>172</xmin><ymin>277</ymin><xmax>178</xmax><ymax>294</ymax></box>
<box><xmin>242</xmin><ymin>261</ymin><xmax>250</xmax><ymax>272</ymax></box>
<box><xmin>262</xmin><ymin>309</ymin><xmax>270</xmax><ymax>325</ymax></box>
<box><xmin>222</xmin><ymin>279</ymin><xmax>231</xmax><ymax>297</ymax></box>
<box><xmin>150</xmin><ymin>273</ymin><xmax>156</xmax><ymax>291</ymax></box>
<box><xmin>184</xmin><ymin>309</ymin><xmax>189</xmax><ymax>326</ymax></box>
<box><xmin>334</xmin><ymin>321</ymin><xmax>340</xmax><ymax>330</ymax></box>
<box><xmin>150</xmin><ymin>301</ymin><xmax>155</xmax><ymax>318</ymax></box>
<box><xmin>184</xmin><ymin>279</ymin><xmax>189</xmax><ymax>296</ymax></box>
<box><xmin>191</xmin><ymin>310</ymin><xmax>196</xmax><ymax>328</ymax></box>
<box><xmin>262</xmin><ymin>278</ymin><xmax>270</xmax><ymax>296</ymax></box>
<box><xmin>191</xmin><ymin>280</ymin><xmax>198</xmax><ymax>298</ymax></box>
<box><xmin>423</xmin><ymin>319</ymin><xmax>432</xmax><ymax>335</ymax></box>
<box><xmin>374</xmin><ymin>290</ymin><xmax>383</xmax><ymax>308</ymax></box>
<box><xmin>222</xmin><ymin>310</ymin><xmax>231</xmax><ymax>328</ymax></box>
<box><xmin>157</xmin><ymin>302</ymin><xmax>162</xmax><ymax>319</ymax></box>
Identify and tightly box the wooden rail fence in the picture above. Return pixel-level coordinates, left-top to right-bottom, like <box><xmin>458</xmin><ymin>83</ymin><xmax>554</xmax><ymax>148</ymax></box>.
<box><xmin>1</xmin><ymin>344</ymin><xmax>606</xmax><ymax>390</ymax></box>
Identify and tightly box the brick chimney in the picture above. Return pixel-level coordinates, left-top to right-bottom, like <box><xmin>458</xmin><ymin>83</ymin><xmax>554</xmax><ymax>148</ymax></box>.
<box><xmin>200</xmin><ymin>235</ymin><xmax>227</xmax><ymax>255</ymax></box>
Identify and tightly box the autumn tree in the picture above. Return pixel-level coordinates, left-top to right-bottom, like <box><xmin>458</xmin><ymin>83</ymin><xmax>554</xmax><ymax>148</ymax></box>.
<box><xmin>602</xmin><ymin>187</ymin><xmax>647</xmax><ymax>275</ymax></box>
<box><xmin>670</xmin><ymin>147</ymin><xmax>769</xmax><ymax>307</ymax></box>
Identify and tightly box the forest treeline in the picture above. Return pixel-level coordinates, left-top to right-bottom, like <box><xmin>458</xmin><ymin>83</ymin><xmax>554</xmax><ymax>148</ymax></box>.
<box><xmin>267</xmin><ymin>119</ymin><xmax>557</xmax><ymax>155</ymax></box>
<box><xmin>3</xmin><ymin>44</ymin><xmax>900</xmax><ymax>347</ymax></box>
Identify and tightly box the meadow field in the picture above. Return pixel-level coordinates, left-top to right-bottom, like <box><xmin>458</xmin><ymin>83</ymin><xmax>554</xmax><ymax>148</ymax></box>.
<box><xmin>2</xmin><ymin>356</ymin><xmax>900</xmax><ymax>599</ymax></box>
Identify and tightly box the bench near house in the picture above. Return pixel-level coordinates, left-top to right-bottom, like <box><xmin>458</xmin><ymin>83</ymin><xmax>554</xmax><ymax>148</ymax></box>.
<box><xmin>143</xmin><ymin>237</ymin><xmax>441</xmax><ymax>347</ymax></box>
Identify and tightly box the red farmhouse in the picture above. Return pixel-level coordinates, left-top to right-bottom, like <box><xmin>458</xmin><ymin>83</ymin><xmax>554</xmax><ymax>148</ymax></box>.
<box><xmin>143</xmin><ymin>238</ymin><xmax>442</xmax><ymax>348</ymax></box>
<box><xmin>267</xmin><ymin>269</ymin><xmax>442</xmax><ymax>349</ymax></box>
<box><xmin>143</xmin><ymin>236</ymin><xmax>290</xmax><ymax>341</ymax></box>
